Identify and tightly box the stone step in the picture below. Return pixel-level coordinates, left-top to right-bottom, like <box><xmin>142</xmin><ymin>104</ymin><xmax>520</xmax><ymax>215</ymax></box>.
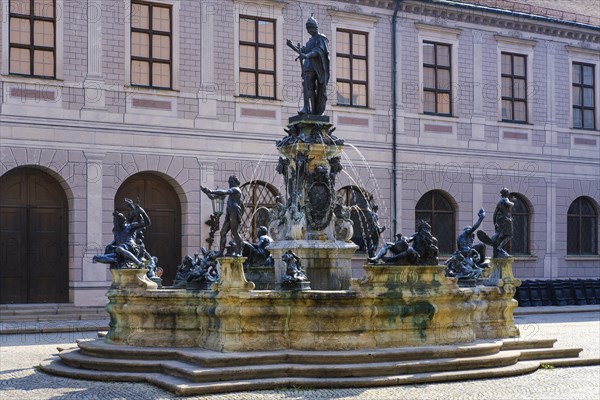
<box><xmin>0</xmin><ymin>313</ymin><xmax>108</xmax><ymax>322</ymax></box>
<box><xmin>58</xmin><ymin>347</ymin><xmax>523</xmax><ymax>382</ymax></box>
<box><xmin>39</xmin><ymin>356</ymin><xmax>543</xmax><ymax>397</ymax></box>
<box><xmin>517</xmin><ymin>347</ymin><xmax>583</xmax><ymax>361</ymax></box>
<box><xmin>76</xmin><ymin>339</ymin><xmax>506</xmax><ymax>367</ymax></box>
<box><xmin>501</xmin><ymin>338</ymin><xmax>557</xmax><ymax>350</ymax></box>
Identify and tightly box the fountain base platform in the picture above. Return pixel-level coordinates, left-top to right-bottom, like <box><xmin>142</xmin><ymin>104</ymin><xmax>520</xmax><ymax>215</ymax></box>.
<box><xmin>40</xmin><ymin>258</ymin><xmax>598</xmax><ymax>395</ymax></box>
<box><xmin>41</xmin><ymin>337</ymin><xmax>596</xmax><ymax>396</ymax></box>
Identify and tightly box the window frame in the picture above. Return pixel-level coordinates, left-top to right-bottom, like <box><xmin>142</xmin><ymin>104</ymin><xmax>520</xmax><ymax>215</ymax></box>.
<box><xmin>422</xmin><ymin>41</ymin><xmax>453</xmax><ymax>116</ymax></box>
<box><xmin>572</xmin><ymin>62</ymin><xmax>596</xmax><ymax>130</ymax></box>
<box><xmin>335</xmin><ymin>28</ymin><xmax>369</xmax><ymax>108</ymax></box>
<box><xmin>567</xmin><ymin>197</ymin><xmax>598</xmax><ymax>255</ymax></box>
<box><xmin>494</xmin><ymin>35</ymin><xmax>535</xmax><ymax>125</ymax></box>
<box><xmin>8</xmin><ymin>0</ymin><xmax>57</xmax><ymax>79</ymax></box>
<box><xmin>129</xmin><ymin>0</ymin><xmax>173</xmax><ymax>90</ymax></box>
<box><xmin>238</xmin><ymin>15</ymin><xmax>277</xmax><ymax>100</ymax></box>
<box><xmin>415</xmin><ymin>23</ymin><xmax>460</xmax><ymax>117</ymax></box>
<box><xmin>500</xmin><ymin>52</ymin><xmax>528</xmax><ymax>124</ymax></box>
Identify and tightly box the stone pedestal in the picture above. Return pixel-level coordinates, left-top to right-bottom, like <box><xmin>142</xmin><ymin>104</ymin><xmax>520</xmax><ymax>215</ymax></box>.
<box><xmin>270</xmin><ymin>240</ymin><xmax>357</xmax><ymax>290</ymax></box>
<box><xmin>213</xmin><ymin>257</ymin><xmax>255</xmax><ymax>292</ymax></box>
<box><xmin>110</xmin><ymin>268</ymin><xmax>157</xmax><ymax>290</ymax></box>
<box><xmin>484</xmin><ymin>258</ymin><xmax>521</xmax><ymax>288</ymax></box>
<box><xmin>244</xmin><ymin>265</ymin><xmax>276</xmax><ymax>290</ymax></box>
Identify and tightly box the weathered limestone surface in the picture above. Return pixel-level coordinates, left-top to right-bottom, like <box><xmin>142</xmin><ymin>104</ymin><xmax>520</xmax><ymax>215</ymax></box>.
<box><xmin>270</xmin><ymin>240</ymin><xmax>357</xmax><ymax>290</ymax></box>
<box><xmin>105</xmin><ymin>260</ymin><xmax>519</xmax><ymax>351</ymax></box>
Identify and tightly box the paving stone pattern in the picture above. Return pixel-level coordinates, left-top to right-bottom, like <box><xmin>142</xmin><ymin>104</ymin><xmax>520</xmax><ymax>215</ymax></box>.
<box><xmin>0</xmin><ymin>312</ymin><xmax>598</xmax><ymax>400</ymax></box>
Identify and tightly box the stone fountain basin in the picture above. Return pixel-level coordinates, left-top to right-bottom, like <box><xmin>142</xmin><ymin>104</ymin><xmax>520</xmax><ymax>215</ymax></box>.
<box><xmin>105</xmin><ymin>262</ymin><xmax>519</xmax><ymax>352</ymax></box>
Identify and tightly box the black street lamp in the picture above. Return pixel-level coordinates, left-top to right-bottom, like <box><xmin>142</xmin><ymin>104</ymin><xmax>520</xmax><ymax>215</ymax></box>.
<box><xmin>205</xmin><ymin>194</ymin><xmax>225</xmax><ymax>250</ymax></box>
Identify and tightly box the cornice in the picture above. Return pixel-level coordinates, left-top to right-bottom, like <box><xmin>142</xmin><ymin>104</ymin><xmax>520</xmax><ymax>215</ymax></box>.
<box><xmin>494</xmin><ymin>35</ymin><xmax>537</xmax><ymax>48</ymax></box>
<box><xmin>415</xmin><ymin>22</ymin><xmax>462</xmax><ymax>37</ymax></box>
<box><xmin>328</xmin><ymin>10</ymin><xmax>380</xmax><ymax>26</ymax></box>
<box><xmin>565</xmin><ymin>45</ymin><xmax>600</xmax><ymax>57</ymax></box>
<box><xmin>233</xmin><ymin>0</ymin><xmax>287</xmax><ymax>10</ymax></box>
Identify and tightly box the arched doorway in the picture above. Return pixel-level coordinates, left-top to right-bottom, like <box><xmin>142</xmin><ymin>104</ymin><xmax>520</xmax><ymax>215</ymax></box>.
<box><xmin>0</xmin><ymin>168</ymin><xmax>69</xmax><ymax>304</ymax></box>
<box><xmin>115</xmin><ymin>173</ymin><xmax>181</xmax><ymax>285</ymax></box>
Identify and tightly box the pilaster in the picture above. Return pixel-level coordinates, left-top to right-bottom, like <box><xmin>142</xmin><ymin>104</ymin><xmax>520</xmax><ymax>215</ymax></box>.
<box><xmin>82</xmin><ymin>0</ymin><xmax>107</xmax><ymax>114</ymax></box>
<box><xmin>471</xmin><ymin>30</ymin><xmax>486</xmax><ymax>141</ymax></box>
<box><xmin>79</xmin><ymin>151</ymin><xmax>110</xmax><ymax>306</ymax></box>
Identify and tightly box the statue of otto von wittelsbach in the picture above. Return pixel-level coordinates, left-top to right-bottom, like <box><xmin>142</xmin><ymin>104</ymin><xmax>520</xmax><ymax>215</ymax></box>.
<box><xmin>286</xmin><ymin>14</ymin><xmax>330</xmax><ymax>116</ymax></box>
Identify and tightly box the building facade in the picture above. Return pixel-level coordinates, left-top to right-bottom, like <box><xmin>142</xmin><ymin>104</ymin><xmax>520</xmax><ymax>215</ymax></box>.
<box><xmin>0</xmin><ymin>0</ymin><xmax>598</xmax><ymax>306</ymax></box>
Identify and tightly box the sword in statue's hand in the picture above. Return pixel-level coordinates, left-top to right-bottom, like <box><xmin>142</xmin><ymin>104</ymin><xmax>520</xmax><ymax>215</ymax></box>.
<box><xmin>286</xmin><ymin>39</ymin><xmax>305</xmax><ymax>73</ymax></box>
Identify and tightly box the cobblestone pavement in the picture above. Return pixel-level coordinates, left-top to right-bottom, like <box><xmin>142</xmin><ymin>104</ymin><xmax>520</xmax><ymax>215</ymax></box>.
<box><xmin>1</xmin><ymin>311</ymin><xmax>598</xmax><ymax>400</ymax></box>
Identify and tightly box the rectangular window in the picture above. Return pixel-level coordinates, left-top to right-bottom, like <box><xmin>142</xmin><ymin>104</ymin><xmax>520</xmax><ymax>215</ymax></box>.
<box><xmin>239</xmin><ymin>16</ymin><xmax>276</xmax><ymax>99</ymax></box>
<box><xmin>131</xmin><ymin>1</ymin><xmax>172</xmax><ymax>89</ymax></box>
<box><xmin>336</xmin><ymin>29</ymin><xmax>368</xmax><ymax>107</ymax></box>
<box><xmin>422</xmin><ymin>41</ymin><xmax>452</xmax><ymax>116</ymax></box>
<box><xmin>572</xmin><ymin>62</ymin><xmax>596</xmax><ymax>130</ymax></box>
<box><xmin>9</xmin><ymin>0</ymin><xmax>56</xmax><ymax>78</ymax></box>
<box><xmin>501</xmin><ymin>52</ymin><xmax>527</xmax><ymax>123</ymax></box>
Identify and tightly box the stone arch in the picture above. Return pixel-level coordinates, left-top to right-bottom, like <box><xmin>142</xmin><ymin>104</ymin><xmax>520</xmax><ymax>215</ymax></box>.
<box><xmin>415</xmin><ymin>190</ymin><xmax>457</xmax><ymax>255</ymax></box>
<box><xmin>114</xmin><ymin>171</ymin><xmax>185</xmax><ymax>285</ymax></box>
<box><xmin>0</xmin><ymin>166</ymin><xmax>70</xmax><ymax>303</ymax></box>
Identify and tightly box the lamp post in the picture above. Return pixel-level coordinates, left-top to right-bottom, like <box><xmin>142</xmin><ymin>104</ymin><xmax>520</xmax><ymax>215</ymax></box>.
<box><xmin>205</xmin><ymin>194</ymin><xmax>225</xmax><ymax>250</ymax></box>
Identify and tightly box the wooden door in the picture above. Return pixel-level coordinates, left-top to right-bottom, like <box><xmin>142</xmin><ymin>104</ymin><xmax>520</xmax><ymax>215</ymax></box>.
<box><xmin>0</xmin><ymin>169</ymin><xmax>68</xmax><ymax>303</ymax></box>
<box><xmin>115</xmin><ymin>173</ymin><xmax>181</xmax><ymax>285</ymax></box>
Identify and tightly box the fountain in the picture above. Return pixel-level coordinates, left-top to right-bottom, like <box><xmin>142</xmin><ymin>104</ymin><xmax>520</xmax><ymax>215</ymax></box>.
<box><xmin>40</xmin><ymin>15</ymin><xmax>592</xmax><ymax>397</ymax></box>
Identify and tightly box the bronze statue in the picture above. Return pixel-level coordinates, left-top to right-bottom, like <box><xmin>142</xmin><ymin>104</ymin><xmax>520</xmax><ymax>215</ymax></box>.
<box><xmin>286</xmin><ymin>14</ymin><xmax>330</xmax><ymax>116</ymax></box>
<box><xmin>368</xmin><ymin>233</ymin><xmax>419</xmax><ymax>265</ymax></box>
<box><xmin>477</xmin><ymin>188</ymin><xmax>515</xmax><ymax>258</ymax></box>
<box><xmin>445</xmin><ymin>208</ymin><xmax>490</xmax><ymax>279</ymax></box>
<box><xmin>281</xmin><ymin>250</ymin><xmax>308</xmax><ymax>284</ymax></box>
<box><xmin>369</xmin><ymin>221</ymin><xmax>438</xmax><ymax>266</ymax></box>
<box><xmin>93</xmin><ymin>198</ymin><xmax>151</xmax><ymax>269</ymax></box>
<box><xmin>242</xmin><ymin>226</ymin><xmax>274</xmax><ymax>268</ymax></box>
<box><xmin>201</xmin><ymin>175</ymin><xmax>244</xmax><ymax>256</ymax></box>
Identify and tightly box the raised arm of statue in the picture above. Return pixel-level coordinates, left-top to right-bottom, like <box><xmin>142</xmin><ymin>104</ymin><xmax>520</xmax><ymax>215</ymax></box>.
<box><xmin>468</xmin><ymin>208</ymin><xmax>485</xmax><ymax>234</ymax></box>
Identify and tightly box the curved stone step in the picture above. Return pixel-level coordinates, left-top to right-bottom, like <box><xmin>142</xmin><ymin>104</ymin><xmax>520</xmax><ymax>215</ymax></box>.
<box><xmin>77</xmin><ymin>338</ymin><xmax>505</xmax><ymax>367</ymax></box>
<box><xmin>517</xmin><ymin>347</ymin><xmax>582</xmax><ymax>361</ymax></box>
<box><xmin>501</xmin><ymin>338</ymin><xmax>557</xmax><ymax>350</ymax></box>
<box><xmin>40</xmin><ymin>356</ymin><xmax>542</xmax><ymax>397</ymax></box>
<box><xmin>58</xmin><ymin>347</ymin><xmax>522</xmax><ymax>382</ymax></box>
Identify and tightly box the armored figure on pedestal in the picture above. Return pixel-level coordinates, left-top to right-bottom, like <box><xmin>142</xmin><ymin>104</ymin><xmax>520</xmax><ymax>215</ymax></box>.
<box><xmin>286</xmin><ymin>15</ymin><xmax>330</xmax><ymax>116</ymax></box>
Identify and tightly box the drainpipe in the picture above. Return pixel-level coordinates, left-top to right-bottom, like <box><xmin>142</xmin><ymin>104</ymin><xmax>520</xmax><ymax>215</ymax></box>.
<box><xmin>391</xmin><ymin>0</ymin><xmax>402</xmax><ymax>235</ymax></box>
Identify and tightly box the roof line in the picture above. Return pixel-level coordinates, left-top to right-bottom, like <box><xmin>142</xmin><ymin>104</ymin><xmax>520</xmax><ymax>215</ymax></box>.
<box><xmin>422</xmin><ymin>0</ymin><xmax>600</xmax><ymax>32</ymax></box>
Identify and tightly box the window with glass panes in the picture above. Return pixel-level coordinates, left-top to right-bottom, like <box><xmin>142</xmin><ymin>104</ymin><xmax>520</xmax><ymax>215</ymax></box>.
<box><xmin>506</xmin><ymin>193</ymin><xmax>531</xmax><ymax>255</ymax></box>
<box><xmin>422</xmin><ymin>42</ymin><xmax>452</xmax><ymax>115</ymax></box>
<box><xmin>567</xmin><ymin>197</ymin><xmax>598</xmax><ymax>255</ymax></box>
<box><xmin>572</xmin><ymin>63</ymin><xmax>596</xmax><ymax>130</ymax></box>
<box><xmin>240</xmin><ymin>181</ymin><xmax>280</xmax><ymax>241</ymax></box>
<box><xmin>9</xmin><ymin>0</ymin><xmax>56</xmax><ymax>78</ymax></box>
<box><xmin>415</xmin><ymin>191</ymin><xmax>455</xmax><ymax>255</ymax></box>
<box><xmin>130</xmin><ymin>1</ymin><xmax>172</xmax><ymax>89</ymax></box>
<box><xmin>239</xmin><ymin>16</ymin><xmax>276</xmax><ymax>99</ymax></box>
<box><xmin>336</xmin><ymin>30</ymin><xmax>368</xmax><ymax>107</ymax></box>
<box><xmin>501</xmin><ymin>53</ymin><xmax>527</xmax><ymax>122</ymax></box>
